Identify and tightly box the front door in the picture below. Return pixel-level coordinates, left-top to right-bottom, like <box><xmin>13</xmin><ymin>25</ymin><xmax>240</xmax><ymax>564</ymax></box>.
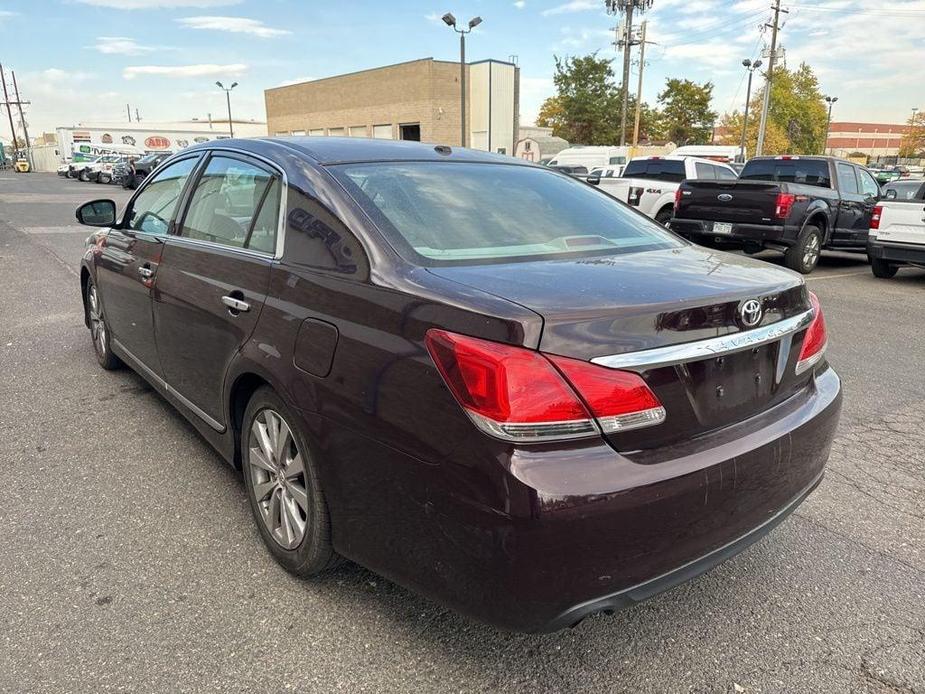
<box><xmin>832</xmin><ymin>161</ymin><xmax>864</xmax><ymax>246</ymax></box>
<box><xmin>95</xmin><ymin>155</ymin><xmax>201</xmax><ymax>373</ymax></box>
<box><xmin>153</xmin><ymin>152</ymin><xmax>283</xmax><ymax>426</ymax></box>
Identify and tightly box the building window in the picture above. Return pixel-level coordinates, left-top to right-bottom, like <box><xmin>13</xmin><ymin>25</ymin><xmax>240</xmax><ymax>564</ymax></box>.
<box><xmin>328</xmin><ymin>127</ymin><xmax>345</xmax><ymax>137</ymax></box>
<box><xmin>308</xmin><ymin>129</ymin><xmax>324</xmax><ymax>137</ymax></box>
<box><xmin>291</xmin><ymin>130</ymin><xmax>306</xmax><ymax>136</ymax></box>
<box><xmin>372</xmin><ymin>124</ymin><xmax>392</xmax><ymax>140</ymax></box>
<box><xmin>349</xmin><ymin>125</ymin><xmax>367</xmax><ymax>138</ymax></box>
<box><xmin>275</xmin><ymin>132</ymin><xmax>288</xmax><ymax>136</ymax></box>
<box><xmin>399</xmin><ymin>123</ymin><xmax>421</xmax><ymax>142</ymax></box>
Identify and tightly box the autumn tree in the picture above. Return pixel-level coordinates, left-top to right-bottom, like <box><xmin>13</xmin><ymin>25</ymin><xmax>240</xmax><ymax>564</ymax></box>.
<box><xmin>718</xmin><ymin>62</ymin><xmax>828</xmax><ymax>156</ymax></box>
<box><xmin>898</xmin><ymin>110</ymin><xmax>925</xmax><ymax>157</ymax></box>
<box><xmin>653</xmin><ymin>78</ymin><xmax>717</xmax><ymax>146</ymax></box>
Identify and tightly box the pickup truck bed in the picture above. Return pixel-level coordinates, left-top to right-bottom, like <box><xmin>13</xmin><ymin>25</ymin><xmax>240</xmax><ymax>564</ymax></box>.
<box><xmin>867</xmin><ymin>182</ymin><xmax>925</xmax><ymax>278</ymax></box>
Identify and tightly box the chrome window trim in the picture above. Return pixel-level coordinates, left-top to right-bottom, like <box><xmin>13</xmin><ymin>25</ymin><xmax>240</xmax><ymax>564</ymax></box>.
<box><xmin>111</xmin><ymin>338</ymin><xmax>226</xmax><ymax>433</ymax></box>
<box><xmin>590</xmin><ymin>308</ymin><xmax>815</xmax><ymax>372</ymax></box>
<box><xmin>184</xmin><ymin>146</ymin><xmax>289</xmax><ymax>260</ymax></box>
<box><xmin>165</xmin><ymin>234</ymin><xmax>276</xmax><ymax>261</ymax></box>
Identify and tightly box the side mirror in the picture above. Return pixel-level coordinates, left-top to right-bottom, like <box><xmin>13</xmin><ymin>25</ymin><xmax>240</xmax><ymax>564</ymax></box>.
<box><xmin>76</xmin><ymin>199</ymin><xmax>117</xmax><ymax>227</ymax></box>
<box><xmin>885</xmin><ymin>189</ymin><xmax>897</xmax><ymax>200</ymax></box>
<box><xmin>586</xmin><ymin>172</ymin><xmax>601</xmax><ymax>186</ymax></box>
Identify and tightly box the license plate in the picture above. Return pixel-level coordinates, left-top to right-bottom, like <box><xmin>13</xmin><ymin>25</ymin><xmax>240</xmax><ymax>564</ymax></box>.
<box><xmin>713</xmin><ymin>222</ymin><xmax>733</xmax><ymax>235</ymax></box>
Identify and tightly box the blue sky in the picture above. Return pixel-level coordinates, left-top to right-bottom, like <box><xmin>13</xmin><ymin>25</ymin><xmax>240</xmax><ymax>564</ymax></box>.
<box><xmin>1</xmin><ymin>0</ymin><xmax>923</xmax><ymax>135</ymax></box>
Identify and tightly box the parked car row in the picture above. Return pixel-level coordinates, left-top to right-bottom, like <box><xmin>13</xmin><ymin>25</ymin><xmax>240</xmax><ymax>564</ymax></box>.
<box><xmin>57</xmin><ymin>151</ymin><xmax>173</xmax><ymax>189</ymax></box>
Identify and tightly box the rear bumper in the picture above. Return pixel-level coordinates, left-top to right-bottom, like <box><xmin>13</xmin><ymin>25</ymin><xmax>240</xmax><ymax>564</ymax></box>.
<box><xmin>670</xmin><ymin>218</ymin><xmax>791</xmax><ymax>247</ymax></box>
<box><xmin>868</xmin><ymin>239</ymin><xmax>925</xmax><ymax>265</ymax></box>
<box><xmin>328</xmin><ymin>366</ymin><xmax>842</xmax><ymax>632</ymax></box>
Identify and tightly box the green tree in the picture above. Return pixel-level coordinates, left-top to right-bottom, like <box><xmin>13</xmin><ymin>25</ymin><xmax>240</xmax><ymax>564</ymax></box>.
<box><xmin>654</xmin><ymin>78</ymin><xmax>717</xmax><ymax>146</ymax></box>
<box><xmin>539</xmin><ymin>53</ymin><xmax>656</xmax><ymax>145</ymax></box>
<box><xmin>719</xmin><ymin>62</ymin><xmax>828</xmax><ymax>156</ymax></box>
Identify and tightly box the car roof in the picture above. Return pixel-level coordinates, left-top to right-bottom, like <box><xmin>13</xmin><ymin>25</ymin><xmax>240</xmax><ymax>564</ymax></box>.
<box><xmin>245</xmin><ymin>136</ymin><xmax>528</xmax><ymax>166</ymax></box>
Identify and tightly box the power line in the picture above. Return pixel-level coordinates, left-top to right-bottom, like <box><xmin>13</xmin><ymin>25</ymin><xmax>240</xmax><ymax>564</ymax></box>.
<box><xmin>655</xmin><ymin>11</ymin><xmax>767</xmax><ymax>52</ymax></box>
<box><xmin>786</xmin><ymin>3</ymin><xmax>925</xmax><ymax>16</ymax></box>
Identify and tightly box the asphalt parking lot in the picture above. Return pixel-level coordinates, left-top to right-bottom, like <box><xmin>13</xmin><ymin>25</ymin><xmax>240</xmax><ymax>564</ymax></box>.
<box><xmin>1</xmin><ymin>172</ymin><xmax>923</xmax><ymax>693</ymax></box>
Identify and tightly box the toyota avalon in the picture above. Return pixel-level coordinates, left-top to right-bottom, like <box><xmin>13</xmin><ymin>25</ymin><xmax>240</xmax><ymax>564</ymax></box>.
<box><xmin>76</xmin><ymin>137</ymin><xmax>841</xmax><ymax>632</ymax></box>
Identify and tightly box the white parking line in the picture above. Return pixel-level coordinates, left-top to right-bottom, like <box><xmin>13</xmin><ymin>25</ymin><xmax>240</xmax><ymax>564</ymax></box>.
<box><xmin>806</xmin><ymin>271</ymin><xmax>870</xmax><ymax>281</ymax></box>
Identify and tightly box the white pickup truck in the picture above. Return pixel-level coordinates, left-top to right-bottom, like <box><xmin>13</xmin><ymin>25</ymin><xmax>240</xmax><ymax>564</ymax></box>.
<box><xmin>867</xmin><ymin>179</ymin><xmax>925</xmax><ymax>278</ymax></box>
<box><xmin>590</xmin><ymin>156</ymin><xmax>739</xmax><ymax>224</ymax></box>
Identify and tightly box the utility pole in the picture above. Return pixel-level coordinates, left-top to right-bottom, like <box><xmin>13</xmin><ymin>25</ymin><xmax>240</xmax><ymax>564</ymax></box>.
<box><xmin>0</xmin><ymin>65</ymin><xmax>18</xmax><ymax>161</ymax></box>
<box><xmin>442</xmin><ymin>13</ymin><xmax>482</xmax><ymax>148</ymax></box>
<box><xmin>756</xmin><ymin>0</ymin><xmax>786</xmax><ymax>156</ymax></box>
<box><xmin>10</xmin><ymin>70</ymin><xmax>32</xmax><ymax>170</ymax></box>
<box><xmin>632</xmin><ymin>20</ymin><xmax>648</xmax><ymax>148</ymax></box>
<box><xmin>823</xmin><ymin>95</ymin><xmax>838</xmax><ymax>155</ymax></box>
<box><xmin>135</xmin><ymin>107</ymin><xmax>141</xmax><ymax>123</ymax></box>
<box><xmin>739</xmin><ymin>59</ymin><xmax>762</xmax><ymax>161</ymax></box>
<box><xmin>607</xmin><ymin>1</ymin><xmax>653</xmax><ymax>148</ymax></box>
<box><xmin>127</xmin><ymin>104</ymin><xmax>132</xmax><ymax>122</ymax></box>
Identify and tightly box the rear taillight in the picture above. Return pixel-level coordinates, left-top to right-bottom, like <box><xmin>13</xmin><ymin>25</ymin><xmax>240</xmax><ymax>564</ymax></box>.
<box><xmin>674</xmin><ymin>187</ymin><xmax>682</xmax><ymax>210</ymax></box>
<box><xmin>774</xmin><ymin>193</ymin><xmax>796</xmax><ymax>219</ymax></box>
<box><xmin>425</xmin><ymin>330</ymin><xmax>665</xmax><ymax>443</ymax></box>
<box><xmin>796</xmin><ymin>292</ymin><xmax>827</xmax><ymax>374</ymax></box>
<box><xmin>870</xmin><ymin>205</ymin><xmax>882</xmax><ymax>229</ymax></box>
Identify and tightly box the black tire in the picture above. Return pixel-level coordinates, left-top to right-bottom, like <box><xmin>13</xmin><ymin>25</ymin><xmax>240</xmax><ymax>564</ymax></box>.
<box><xmin>78</xmin><ymin>169</ymin><xmax>90</xmax><ymax>182</ymax></box>
<box><xmin>654</xmin><ymin>207</ymin><xmax>673</xmax><ymax>226</ymax></box>
<box><xmin>870</xmin><ymin>257</ymin><xmax>898</xmax><ymax>279</ymax></box>
<box><xmin>85</xmin><ymin>279</ymin><xmax>122</xmax><ymax>370</ymax></box>
<box><xmin>784</xmin><ymin>225</ymin><xmax>822</xmax><ymax>274</ymax></box>
<box><xmin>242</xmin><ymin>386</ymin><xmax>341</xmax><ymax>576</ymax></box>
<box><xmin>99</xmin><ymin>173</ymin><xmax>111</xmax><ymax>184</ymax></box>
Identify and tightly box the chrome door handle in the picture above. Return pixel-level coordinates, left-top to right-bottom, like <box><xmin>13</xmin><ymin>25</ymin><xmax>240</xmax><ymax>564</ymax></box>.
<box><xmin>221</xmin><ymin>295</ymin><xmax>251</xmax><ymax>312</ymax></box>
<box><xmin>138</xmin><ymin>266</ymin><xmax>155</xmax><ymax>278</ymax></box>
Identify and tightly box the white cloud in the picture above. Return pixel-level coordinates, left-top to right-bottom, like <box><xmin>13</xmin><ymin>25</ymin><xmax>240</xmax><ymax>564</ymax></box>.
<box><xmin>519</xmin><ymin>76</ymin><xmax>555</xmax><ymax>126</ymax></box>
<box><xmin>0</xmin><ymin>10</ymin><xmax>19</xmax><ymax>18</ymax></box>
<box><xmin>555</xmin><ymin>25</ymin><xmax>613</xmax><ymax>50</ymax></box>
<box><xmin>92</xmin><ymin>36</ymin><xmax>158</xmax><ymax>55</ymax></box>
<box><xmin>40</xmin><ymin>68</ymin><xmax>95</xmax><ymax>82</ymax></box>
<box><xmin>541</xmin><ymin>0</ymin><xmax>599</xmax><ymax>17</ymax></box>
<box><xmin>77</xmin><ymin>0</ymin><xmax>239</xmax><ymax>8</ymax></box>
<box><xmin>123</xmin><ymin>63</ymin><xmax>248</xmax><ymax>79</ymax></box>
<box><xmin>514</xmin><ymin>0</ymin><xmax>526</xmax><ymax>8</ymax></box>
<box><xmin>177</xmin><ymin>15</ymin><xmax>290</xmax><ymax>38</ymax></box>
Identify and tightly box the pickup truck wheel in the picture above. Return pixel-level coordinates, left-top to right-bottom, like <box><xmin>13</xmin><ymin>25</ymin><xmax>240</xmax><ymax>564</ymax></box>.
<box><xmin>654</xmin><ymin>208</ymin><xmax>672</xmax><ymax>226</ymax></box>
<box><xmin>785</xmin><ymin>226</ymin><xmax>821</xmax><ymax>274</ymax></box>
<box><xmin>78</xmin><ymin>169</ymin><xmax>90</xmax><ymax>182</ymax></box>
<box><xmin>870</xmin><ymin>258</ymin><xmax>898</xmax><ymax>279</ymax></box>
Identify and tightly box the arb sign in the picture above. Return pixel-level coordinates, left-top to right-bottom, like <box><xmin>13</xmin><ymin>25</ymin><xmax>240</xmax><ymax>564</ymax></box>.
<box><xmin>144</xmin><ymin>136</ymin><xmax>171</xmax><ymax>150</ymax></box>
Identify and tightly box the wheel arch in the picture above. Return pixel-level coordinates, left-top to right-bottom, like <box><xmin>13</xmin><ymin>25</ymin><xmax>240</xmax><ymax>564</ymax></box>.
<box><xmin>80</xmin><ymin>265</ymin><xmax>92</xmax><ymax>328</ymax></box>
<box><xmin>802</xmin><ymin>207</ymin><xmax>830</xmax><ymax>243</ymax></box>
<box><xmin>227</xmin><ymin>369</ymin><xmax>275</xmax><ymax>469</ymax></box>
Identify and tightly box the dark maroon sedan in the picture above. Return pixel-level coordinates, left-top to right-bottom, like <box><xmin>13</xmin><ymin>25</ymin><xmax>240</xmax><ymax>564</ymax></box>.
<box><xmin>76</xmin><ymin>138</ymin><xmax>840</xmax><ymax>632</ymax></box>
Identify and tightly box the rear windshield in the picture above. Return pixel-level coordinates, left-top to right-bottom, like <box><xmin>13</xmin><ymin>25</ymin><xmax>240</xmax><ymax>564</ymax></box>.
<box><xmin>884</xmin><ymin>181</ymin><xmax>923</xmax><ymax>200</ymax></box>
<box><xmin>739</xmin><ymin>159</ymin><xmax>832</xmax><ymax>188</ymax></box>
<box><xmin>332</xmin><ymin>162</ymin><xmax>682</xmax><ymax>265</ymax></box>
<box><xmin>622</xmin><ymin>159</ymin><xmax>686</xmax><ymax>182</ymax></box>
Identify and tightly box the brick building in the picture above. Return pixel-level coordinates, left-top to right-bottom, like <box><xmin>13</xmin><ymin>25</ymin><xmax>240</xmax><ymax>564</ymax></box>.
<box><xmin>264</xmin><ymin>58</ymin><xmax>519</xmax><ymax>154</ymax></box>
<box><xmin>826</xmin><ymin>121</ymin><xmax>911</xmax><ymax>157</ymax></box>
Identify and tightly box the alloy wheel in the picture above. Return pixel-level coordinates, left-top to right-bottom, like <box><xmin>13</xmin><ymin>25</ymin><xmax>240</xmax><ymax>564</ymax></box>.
<box><xmin>248</xmin><ymin>409</ymin><xmax>309</xmax><ymax>550</ymax></box>
<box><xmin>803</xmin><ymin>235</ymin><xmax>820</xmax><ymax>269</ymax></box>
<box><xmin>87</xmin><ymin>284</ymin><xmax>107</xmax><ymax>357</ymax></box>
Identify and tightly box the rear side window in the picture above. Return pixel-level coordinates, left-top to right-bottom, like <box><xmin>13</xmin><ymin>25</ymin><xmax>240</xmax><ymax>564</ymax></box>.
<box><xmin>332</xmin><ymin>162</ymin><xmax>682</xmax><ymax>265</ymax></box>
<box><xmin>858</xmin><ymin>169</ymin><xmax>880</xmax><ymax>198</ymax></box>
<box><xmin>715</xmin><ymin>166</ymin><xmax>738</xmax><ymax>180</ymax></box>
<box><xmin>695</xmin><ymin>162</ymin><xmax>716</xmax><ymax>179</ymax></box>
<box><xmin>180</xmin><ymin>155</ymin><xmax>280</xmax><ymax>253</ymax></box>
<box><xmin>622</xmin><ymin>159</ymin><xmax>686</xmax><ymax>182</ymax></box>
<box><xmin>739</xmin><ymin>159</ymin><xmax>832</xmax><ymax>188</ymax></box>
<box><xmin>836</xmin><ymin>163</ymin><xmax>859</xmax><ymax>195</ymax></box>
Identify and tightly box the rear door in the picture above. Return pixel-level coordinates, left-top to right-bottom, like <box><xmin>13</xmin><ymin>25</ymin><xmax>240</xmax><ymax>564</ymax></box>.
<box><xmin>856</xmin><ymin>167</ymin><xmax>881</xmax><ymax>236</ymax></box>
<box><xmin>153</xmin><ymin>151</ymin><xmax>284</xmax><ymax>427</ymax></box>
<box><xmin>94</xmin><ymin>155</ymin><xmax>201</xmax><ymax>373</ymax></box>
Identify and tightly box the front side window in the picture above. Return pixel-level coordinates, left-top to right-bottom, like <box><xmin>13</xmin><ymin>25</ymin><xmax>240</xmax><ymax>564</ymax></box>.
<box><xmin>858</xmin><ymin>169</ymin><xmax>880</xmax><ymax>198</ymax></box>
<box><xmin>332</xmin><ymin>162</ymin><xmax>682</xmax><ymax>265</ymax></box>
<box><xmin>836</xmin><ymin>162</ymin><xmax>859</xmax><ymax>195</ymax></box>
<box><xmin>180</xmin><ymin>155</ymin><xmax>280</xmax><ymax>253</ymax></box>
<box><xmin>127</xmin><ymin>157</ymin><xmax>198</xmax><ymax>236</ymax></box>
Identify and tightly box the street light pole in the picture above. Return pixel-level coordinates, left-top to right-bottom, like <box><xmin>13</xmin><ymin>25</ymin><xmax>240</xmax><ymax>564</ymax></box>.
<box><xmin>442</xmin><ymin>13</ymin><xmax>482</xmax><ymax>148</ymax></box>
<box><xmin>739</xmin><ymin>58</ymin><xmax>762</xmax><ymax>162</ymax></box>
<box><xmin>824</xmin><ymin>95</ymin><xmax>838</xmax><ymax>155</ymax></box>
<box><xmin>215</xmin><ymin>81</ymin><xmax>238</xmax><ymax>138</ymax></box>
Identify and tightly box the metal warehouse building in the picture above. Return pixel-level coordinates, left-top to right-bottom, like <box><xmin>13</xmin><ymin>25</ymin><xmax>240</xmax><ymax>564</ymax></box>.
<box><xmin>264</xmin><ymin>58</ymin><xmax>520</xmax><ymax>155</ymax></box>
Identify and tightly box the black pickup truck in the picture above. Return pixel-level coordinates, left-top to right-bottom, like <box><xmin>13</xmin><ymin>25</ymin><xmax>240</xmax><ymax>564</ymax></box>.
<box><xmin>670</xmin><ymin>156</ymin><xmax>881</xmax><ymax>273</ymax></box>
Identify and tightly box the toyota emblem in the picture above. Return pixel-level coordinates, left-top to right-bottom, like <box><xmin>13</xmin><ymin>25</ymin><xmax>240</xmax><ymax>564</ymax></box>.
<box><xmin>717</xmin><ymin>193</ymin><xmax>733</xmax><ymax>202</ymax></box>
<box><xmin>738</xmin><ymin>299</ymin><xmax>763</xmax><ymax>328</ymax></box>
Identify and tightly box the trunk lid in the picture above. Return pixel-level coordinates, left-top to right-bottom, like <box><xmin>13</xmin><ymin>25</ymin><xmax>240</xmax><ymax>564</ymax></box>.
<box><xmin>677</xmin><ymin>180</ymin><xmax>783</xmax><ymax>225</ymax></box>
<box><xmin>428</xmin><ymin>245</ymin><xmax>812</xmax><ymax>450</ymax></box>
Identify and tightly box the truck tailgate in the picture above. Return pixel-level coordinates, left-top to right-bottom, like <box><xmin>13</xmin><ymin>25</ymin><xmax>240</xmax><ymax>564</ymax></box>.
<box><xmin>677</xmin><ymin>180</ymin><xmax>782</xmax><ymax>224</ymax></box>
<box><xmin>877</xmin><ymin>201</ymin><xmax>925</xmax><ymax>245</ymax></box>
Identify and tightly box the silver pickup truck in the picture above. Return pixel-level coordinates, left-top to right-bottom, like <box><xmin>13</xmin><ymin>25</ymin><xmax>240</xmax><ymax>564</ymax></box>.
<box><xmin>868</xmin><ymin>179</ymin><xmax>925</xmax><ymax>278</ymax></box>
